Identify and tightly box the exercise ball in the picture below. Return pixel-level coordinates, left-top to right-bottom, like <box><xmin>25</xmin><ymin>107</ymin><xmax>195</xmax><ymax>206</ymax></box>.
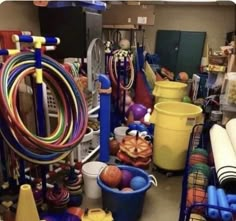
<box><xmin>130</xmin><ymin>176</ymin><xmax>147</xmax><ymax>190</ymax></box>
<box><xmin>100</xmin><ymin>165</ymin><xmax>122</xmax><ymax>188</ymax></box>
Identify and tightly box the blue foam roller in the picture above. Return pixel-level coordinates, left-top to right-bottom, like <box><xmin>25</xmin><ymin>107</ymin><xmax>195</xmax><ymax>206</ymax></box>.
<box><xmin>227</xmin><ymin>194</ymin><xmax>236</xmax><ymax>204</ymax></box>
<box><xmin>217</xmin><ymin>189</ymin><xmax>232</xmax><ymax>221</ymax></box>
<box><xmin>207</xmin><ymin>186</ymin><xmax>219</xmax><ymax>219</ymax></box>
<box><xmin>230</xmin><ymin>204</ymin><xmax>236</xmax><ymax>212</ymax></box>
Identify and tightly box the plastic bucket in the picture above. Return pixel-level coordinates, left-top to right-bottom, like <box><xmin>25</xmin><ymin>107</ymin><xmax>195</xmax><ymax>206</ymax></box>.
<box><xmin>97</xmin><ymin>165</ymin><xmax>157</xmax><ymax>221</ymax></box>
<box><xmin>114</xmin><ymin>126</ymin><xmax>128</xmax><ymax>143</ymax></box>
<box><xmin>82</xmin><ymin>161</ymin><xmax>107</xmax><ymax>199</ymax></box>
<box><xmin>153</xmin><ymin>81</ymin><xmax>187</xmax><ymax>103</ymax></box>
<box><xmin>150</xmin><ymin>102</ymin><xmax>202</xmax><ymax>170</ymax></box>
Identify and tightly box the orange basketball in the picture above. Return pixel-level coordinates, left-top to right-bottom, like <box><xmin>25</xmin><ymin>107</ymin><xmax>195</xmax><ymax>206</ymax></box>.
<box><xmin>189</xmin><ymin>154</ymin><xmax>208</xmax><ymax>166</ymax></box>
<box><xmin>100</xmin><ymin>165</ymin><xmax>122</xmax><ymax>188</ymax></box>
<box><xmin>178</xmin><ymin>72</ymin><xmax>189</xmax><ymax>82</ymax></box>
<box><xmin>187</xmin><ymin>188</ymin><xmax>207</xmax><ymax>212</ymax></box>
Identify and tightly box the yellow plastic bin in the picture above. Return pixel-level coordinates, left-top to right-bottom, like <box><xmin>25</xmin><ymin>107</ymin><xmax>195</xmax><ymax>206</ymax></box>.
<box><xmin>150</xmin><ymin>102</ymin><xmax>202</xmax><ymax>171</ymax></box>
<box><xmin>153</xmin><ymin>81</ymin><xmax>187</xmax><ymax>103</ymax></box>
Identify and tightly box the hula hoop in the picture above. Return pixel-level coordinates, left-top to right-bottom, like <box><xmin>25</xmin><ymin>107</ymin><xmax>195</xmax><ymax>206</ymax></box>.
<box><xmin>0</xmin><ymin>52</ymin><xmax>88</xmax><ymax>164</ymax></box>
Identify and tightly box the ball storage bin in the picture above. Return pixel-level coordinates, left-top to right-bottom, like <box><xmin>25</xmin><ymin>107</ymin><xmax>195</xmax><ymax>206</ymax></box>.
<box><xmin>97</xmin><ymin>165</ymin><xmax>157</xmax><ymax>221</ymax></box>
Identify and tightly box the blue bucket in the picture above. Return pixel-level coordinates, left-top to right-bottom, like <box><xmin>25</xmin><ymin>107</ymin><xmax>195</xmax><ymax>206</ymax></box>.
<box><xmin>97</xmin><ymin>165</ymin><xmax>157</xmax><ymax>221</ymax></box>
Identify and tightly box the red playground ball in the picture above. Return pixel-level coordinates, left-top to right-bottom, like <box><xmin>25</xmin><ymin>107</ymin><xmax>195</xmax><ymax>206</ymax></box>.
<box><xmin>119</xmin><ymin>170</ymin><xmax>133</xmax><ymax>188</ymax></box>
<box><xmin>187</xmin><ymin>188</ymin><xmax>207</xmax><ymax>212</ymax></box>
<box><xmin>67</xmin><ymin>207</ymin><xmax>84</xmax><ymax>219</ymax></box>
<box><xmin>122</xmin><ymin>187</ymin><xmax>133</xmax><ymax>192</ymax></box>
<box><xmin>189</xmin><ymin>154</ymin><xmax>208</xmax><ymax>166</ymax></box>
<box><xmin>100</xmin><ymin>165</ymin><xmax>122</xmax><ymax>188</ymax></box>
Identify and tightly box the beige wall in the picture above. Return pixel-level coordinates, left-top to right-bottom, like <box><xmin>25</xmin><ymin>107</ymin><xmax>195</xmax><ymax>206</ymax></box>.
<box><xmin>144</xmin><ymin>5</ymin><xmax>235</xmax><ymax>53</ymax></box>
<box><xmin>0</xmin><ymin>2</ymin><xmax>40</xmax><ymax>35</ymax></box>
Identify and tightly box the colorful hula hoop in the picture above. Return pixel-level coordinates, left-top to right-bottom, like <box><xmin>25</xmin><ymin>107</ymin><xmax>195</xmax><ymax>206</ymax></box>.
<box><xmin>0</xmin><ymin>52</ymin><xmax>88</xmax><ymax>164</ymax></box>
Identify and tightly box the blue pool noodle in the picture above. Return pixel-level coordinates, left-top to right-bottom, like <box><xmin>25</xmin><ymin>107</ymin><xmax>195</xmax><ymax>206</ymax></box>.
<box><xmin>217</xmin><ymin>188</ymin><xmax>232</xmax><ymax>221</ymax></box>
<box><xmin>227</xmin><ymin>194</ymin><xmax>236</xmax><ymax>204</ymax></box>
<box><xmin>230</xmin><ymin>204</ymin><xmax>236</xmax><ymax>212</ymax></box>
<box><xmin>207</xmin><ymin>186</ymin><xmax>219</xmax><ymax>219</ymax></box>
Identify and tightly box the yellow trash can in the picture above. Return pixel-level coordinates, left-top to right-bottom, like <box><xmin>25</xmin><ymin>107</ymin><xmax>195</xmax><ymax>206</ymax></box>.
<box><xmin>153</xmin><ymin>81</ymin><xmax>187</xmax><ymax>103</ymax></box>
<box><xmin>150</xmin><ymin>102</ymin><xmax>202</xmax><ymax>171</ymax></box>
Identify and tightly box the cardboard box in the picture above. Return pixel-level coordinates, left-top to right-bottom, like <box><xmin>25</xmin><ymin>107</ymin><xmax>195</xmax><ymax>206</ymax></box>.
<box><xmin>102</xmin><ymin>5</ymin><xmax>155</xmax><ymax>26</ymax></box>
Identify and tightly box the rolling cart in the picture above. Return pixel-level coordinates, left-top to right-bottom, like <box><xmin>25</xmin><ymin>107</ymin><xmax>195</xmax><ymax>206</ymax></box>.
<box><xmin>179</xmin><ymin>123</ymin><xmax>236</xmax><ymax>221</ymax></box>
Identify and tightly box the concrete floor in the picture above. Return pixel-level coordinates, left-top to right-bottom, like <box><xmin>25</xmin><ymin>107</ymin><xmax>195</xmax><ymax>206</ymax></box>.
<box><xmin>82</xmin><ymin>170</ymin><xmax>183</xmax><ymax>221</ymax></box>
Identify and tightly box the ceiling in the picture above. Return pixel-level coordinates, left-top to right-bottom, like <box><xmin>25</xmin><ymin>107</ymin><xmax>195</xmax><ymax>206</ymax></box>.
<box><xmin>106</xmin><ymin>0</ymin><xmax>235</xmax><ymax>6</ymax></box>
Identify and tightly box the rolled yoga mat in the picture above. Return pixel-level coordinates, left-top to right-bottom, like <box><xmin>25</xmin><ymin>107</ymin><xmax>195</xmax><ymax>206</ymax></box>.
<box><xmin>210</xmin><ymin>125</ymin><xmax>236</xmax><ymax>192</ymax></box>
<box><xmin>226</xmin><ymin>119</ymin><xmax>236</xmax><ymax>153</ymax></box>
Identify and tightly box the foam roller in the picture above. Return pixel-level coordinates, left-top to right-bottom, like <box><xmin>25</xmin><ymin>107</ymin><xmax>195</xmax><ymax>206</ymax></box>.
<box><xmin>217</xmin><ymin>189</ymin><xmax>232</xmax><ymax>221</ymax></box>
<box><xmin>207</xmin><ymin>186</ymin><xmax>219</xmax><ymax>219</ymax></box>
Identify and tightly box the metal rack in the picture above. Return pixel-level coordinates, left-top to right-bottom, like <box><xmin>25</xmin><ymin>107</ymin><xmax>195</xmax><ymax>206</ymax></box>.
<box><xmin>179</xmin><ymin>124</ymin><xmax>236</xmax><ymax>221</ymax></box>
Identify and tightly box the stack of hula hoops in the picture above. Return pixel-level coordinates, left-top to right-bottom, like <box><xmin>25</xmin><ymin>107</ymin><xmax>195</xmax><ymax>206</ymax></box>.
<box><xmin>0</xmin><ymin>52</ymin><xmax>88</xmax><ymax>165</ymax></box>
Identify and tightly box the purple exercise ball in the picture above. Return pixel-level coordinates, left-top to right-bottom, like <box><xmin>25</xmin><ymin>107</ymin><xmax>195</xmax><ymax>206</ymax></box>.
<box><xmin>119</xmin><ymin>170</ymin><xmax>133</xmax><ymax>188</ymax></box>
<box><xmin>126</xmin><ymin>104</ymin><xmax>147</xmax><ymax>121</ymax></box>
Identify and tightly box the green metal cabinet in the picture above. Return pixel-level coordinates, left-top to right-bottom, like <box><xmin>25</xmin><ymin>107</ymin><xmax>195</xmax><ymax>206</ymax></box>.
<box><xmin>155</xmin><ymin>30</ymin><xmax>206</xmax><ymax>77</ymax></box>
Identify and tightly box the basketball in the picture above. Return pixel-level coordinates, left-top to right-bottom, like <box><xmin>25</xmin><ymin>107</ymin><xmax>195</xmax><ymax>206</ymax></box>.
<box><xmin>188</xmin><ymin>171</ymin><xmax>208</xmax><ymax>189</ymax></box>
<box><xmin>178</xmin><ymin>72</ymin><xmax>189</xmax><ymax>82</ymax></box>
<box><xmin>187</xmin><ymin>188</ymin><xmax>207</xmax><ymax>208</ymax></box>
<box><xmin>100</xmin><ymin>165</ymin><xmax>122</xmax><ymax>188</ymax></box>
<box><xmin>189</xmin><ymin>154</ymin><xmax>208</xmax><ymax>166</ymax></box>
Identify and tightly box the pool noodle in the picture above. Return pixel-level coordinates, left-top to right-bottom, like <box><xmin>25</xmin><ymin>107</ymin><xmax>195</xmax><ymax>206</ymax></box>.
<box><xmin>230</xmin><ymin>204</ymin><xmax>236</xmax><ymax>212</ymax></box>
<box><xmin>217</xmin><ymin>188</ymin><xmax>232</xmax><ymax>221</ymax></box>
<box><xmin>207</xmin><ymin>186</ymin><xmax>219</xmax><ymax>219</ymax></box>
<box><xmin>227</xmin><ymin>194</ymin><xmax>236</xmax><ymax>204</ymax></box>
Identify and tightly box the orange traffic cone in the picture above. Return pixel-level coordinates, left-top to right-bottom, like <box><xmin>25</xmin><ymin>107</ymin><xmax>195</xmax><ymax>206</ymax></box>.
<box><xmin>15</xmin><ymin>184</ymin><xmax>43</xmax><ymax>221</ymax></box>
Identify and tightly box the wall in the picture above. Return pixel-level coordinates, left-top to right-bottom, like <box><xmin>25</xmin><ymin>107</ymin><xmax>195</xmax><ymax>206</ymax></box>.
<box><xmin>144</xmin><ymin>5</ymin><xmax>235</xmax><ymax>53</ymax></box>
<box><xmin>0</xmin><ymin>2</ymin><xmax>40</xmax><ymax>35</ymax></box>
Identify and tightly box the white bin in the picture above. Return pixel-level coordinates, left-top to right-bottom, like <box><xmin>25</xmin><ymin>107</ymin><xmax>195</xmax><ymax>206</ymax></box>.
<box><xmin>82</xmin><ymin>161</ymin><xmax>107</xmax><ymax>199</ymax></box>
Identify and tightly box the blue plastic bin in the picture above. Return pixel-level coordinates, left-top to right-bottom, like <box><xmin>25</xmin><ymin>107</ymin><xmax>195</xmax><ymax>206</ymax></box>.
<box><xmin>97</xmin><ymin>165</ymin><xmax>155</xmax><ymax>221</ymax></box>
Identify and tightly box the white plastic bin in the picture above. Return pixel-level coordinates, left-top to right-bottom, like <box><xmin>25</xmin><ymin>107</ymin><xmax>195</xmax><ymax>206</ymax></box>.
<box><xmin>82</xmin><ymin>161</ymin><xmax>107</xmax><ymax>199</ymax></box>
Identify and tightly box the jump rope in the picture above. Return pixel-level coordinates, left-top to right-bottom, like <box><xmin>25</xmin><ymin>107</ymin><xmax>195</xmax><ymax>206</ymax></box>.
<box><xmin>108</xmin><ymin>49</ymin><xmax>135</xmax><ymax>91</ymax></box>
